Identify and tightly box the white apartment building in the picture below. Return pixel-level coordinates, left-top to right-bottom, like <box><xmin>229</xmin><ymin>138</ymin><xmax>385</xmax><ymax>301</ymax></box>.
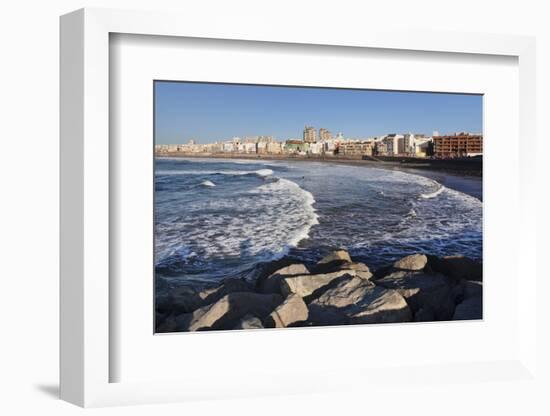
<box><xmin>382</xmin><ymin>134</ymin><xmax>405</xmax><ymax>155</ymax></box>
<box><xmin>308</xmin><ymin>142</ymin><xmax>324</xmax><ymax>154</ymax></box>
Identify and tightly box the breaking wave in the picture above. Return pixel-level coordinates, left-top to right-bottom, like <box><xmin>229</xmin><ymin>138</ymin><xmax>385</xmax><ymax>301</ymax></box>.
<box><xmin>155</xmin><ymin>158</ymin><xmax>482</xmax><ymax>282</ymax></box>
<box><xmin>155</xmin><ymin>168</ymin><xmax>317</xmax><ymax>280</ymax></box>
<box><xmin>420</xmin><ymin>185</ymin><xmax>445</xmax><ymax>199</ymax></box>
<box><xmin>200</xmin><ymin>180</ymin><xmax>216</xmax><ymax>187</ymax></box>
<box><xmin>156</xmin><ymin>168</ymin><xmax>273</xmax><ymax>178</ymax></box>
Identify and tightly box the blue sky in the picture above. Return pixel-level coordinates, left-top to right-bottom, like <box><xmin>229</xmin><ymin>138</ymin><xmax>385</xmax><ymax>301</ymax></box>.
<box><xmin>154</xmin><ymin>81</ymin><xmax>482</xmax><ymax>144</ymax></box>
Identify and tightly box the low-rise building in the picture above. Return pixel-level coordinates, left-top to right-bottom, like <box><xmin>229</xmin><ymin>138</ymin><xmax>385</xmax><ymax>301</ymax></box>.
<box><xmin>308</xmin><ymin>142</ymin><xmax>324</xmax><ymax>155</ymax></box>
<box><xmin>284</xmin><ymin>139</ymin><xmax>309</xmax><ymax>154</ymax></box>
<box><xmin>223</xmin><ymin>141</ymin><xmax>236</xmax><ymax>152</ymax></box>
<box><xmin>374</xmin><ymin>141</ymin><xmax>388</xmax><ymax>156</ymax></box>
<box><xmin>244</xmin><ymin>142</ymin><xmax>257</xmax><ymax>153</ymax></box>
<box><xmin>267</xmin><ymin>141</ymin><xmax>282</xmax><ymax>154</ymax></box>
<box><xmin>337</xmin><ymin>141</ymin><xmax>374</xmax><ymax>156</ymax></box>
<box><xmin>433</xmin><ymin>134</ymin><xmax>483</xmax><ymax>158</ymax></box>
<box><xmin>414</xmin><ymin>139</ymin><xmax>432</xmax><ymax>157</ymax></box>
<box><xmin>382</xmin><ymin>134</ymin><xmax>405</xmax><ymax>155</ymax></box>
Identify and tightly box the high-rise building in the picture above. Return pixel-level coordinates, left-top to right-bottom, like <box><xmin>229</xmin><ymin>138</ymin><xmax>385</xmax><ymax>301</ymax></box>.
<box><xmin>319</xmin><ymin>128</ymin><xmax>332</xmax><ymax>142</ymax></box>
<box><xmin>303</xmin><ymin>126</ymin><xmax>317</xmax><ymax>143</ymax></box>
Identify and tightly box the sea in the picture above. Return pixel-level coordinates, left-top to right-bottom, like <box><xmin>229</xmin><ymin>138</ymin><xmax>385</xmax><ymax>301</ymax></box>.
<box><xmin>155</xmin><ymin>157</ymin><xmax>482</xmax><ymax>287</ymax></box>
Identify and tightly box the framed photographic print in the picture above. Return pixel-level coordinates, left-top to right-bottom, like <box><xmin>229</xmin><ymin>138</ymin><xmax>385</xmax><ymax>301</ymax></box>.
<box><xmin>60</xmin><ymin>7</ymin><xmax>539</xmax><ymax>408</ymax></box>
<box><xmin>153</xmin><ymin>81</ymin><xmax>484</xmax><ymax>334</ymax></box>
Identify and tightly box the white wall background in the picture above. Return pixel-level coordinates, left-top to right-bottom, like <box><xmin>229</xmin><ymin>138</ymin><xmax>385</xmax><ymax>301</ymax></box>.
<box><xmin>0</xmin><ymin>0</ymin><xmax>548</xmax><ymax>414</ymax></box>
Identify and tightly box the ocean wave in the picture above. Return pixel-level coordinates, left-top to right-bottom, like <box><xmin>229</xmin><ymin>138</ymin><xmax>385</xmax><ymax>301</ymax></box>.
<box><xmin>254</xmin><ymin>168</ymin><xmax>274</xmax><ymax>177</ymax></box>
<box><xmin>420</xmin><ymin>185</ymin><xmax>446</xmax><ymax>199</ymax></box>
<box><xmin>155</xmin><ymin>175</ymin><xmax>318</xmax><ymax>273</ymax></box>
<box><xmin>155</xmin><ymin>158</ymin><xmax>482</xmax><ymax>280</ymax></box>
<box><xmin>249</xmin><ymin>178</ymin><xmax>319</xmax><ymax>248</ymax></box>
<box><xmin>200</xmin><ymin>180</ymin><xmax>216</xmax><ymax>187</ymax></box>
<box><xmin>156</xmin><ymin>168</ymin><xmax>273</xmax><ymax>178</ymax></box>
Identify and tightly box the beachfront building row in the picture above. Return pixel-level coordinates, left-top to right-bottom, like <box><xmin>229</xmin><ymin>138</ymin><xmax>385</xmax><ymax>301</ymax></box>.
<box><xmin>155</xmin><ymin>130</ymin><xmax>482</xmax><ymax>159</ymax></box>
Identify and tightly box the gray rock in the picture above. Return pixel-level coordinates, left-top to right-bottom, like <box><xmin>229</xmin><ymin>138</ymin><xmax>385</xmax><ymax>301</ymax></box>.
<box><xmin>393</xmin><ymin>254</ymin><xmax>428</xmax><ymax>271</ymax></box>
<box><xmin>375</xmin><ymin>271</ymin><xmax>455</xmax><ymax>320</ymax></box>
<box><xmin>310</xmin><ymin>276</ymin><xmax>374</xmax><ymax>308</ymax></box>
<box><xmin>256</xmin><ymin>263</ymin><xmax>309</xmax><ymax>294</ymax></box>
<box><xmin>264</xmin><ymin>294</ymin><xmax>309</xmax><ymax>328</ymax></box>
<box><xmin>414</xmin><ymin>306</ymin><xmax>436</xmax><ymax>322</ymax></box>
<box><xmin>156</xmin><ymin>292</ymin><xmax>176</xmax><ymax>315</ymax></box>
<box><xmin>177</xmin><ymin>292</ymin><xmax>283</xmax><ymax>331</ymax></box>
<box><xmin>348</xmin><ymin>286</ymin><xmax>412</xmax><ymax>324</ymax></box>
<box><xmin>234</xmin><ymin>314</ymin><xmax>264</xmax><ymax>330</ymax></box>
<box><xmin>462</xmin><ymin>280</ymin><xmax>483</xmax><ymax>298</ymax></box>
<box><xmin>155</xmin><ymin>313</ymin><xmax>178</xmax><ymax>333</ymax></box>
<box><xmin>280</xmin><ymin>269</ymin><xmax>355</xmax><ymax>299</ymax></box>
<box><xmin>168</xmin><ymin>278</ymin><xmax>252</xmax><ymax>314</ymax></box>
<box><xmin>453</xmin><ymin>296</ymin><xmax>482</xmax><ymax>320</ymax></box>
<box><xmin>428</xmin><ymin>255</ymin><xmax>482</xmax><ymax>281</ymax></box>
<box><xmin>318</xmin><ymin>250</ymin><xmax>352</xmax><ymax>264</ymax></box>
<box><xmin>307</xmin><ymin>279</ymin><xmax>411</xmax><ymax>325</ymax></box>
<box><xmin>307</xmin><ymin>304</ymin><xmax>350</xmax><ymax>326</ymax></box>
<box><xmin>348</xmin><ymin>263</ymin><xmax>373</xmax><ymax>280</ymax></box>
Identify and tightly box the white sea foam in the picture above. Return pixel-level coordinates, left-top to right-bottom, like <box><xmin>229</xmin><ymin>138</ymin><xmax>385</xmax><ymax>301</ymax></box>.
<box><xmin>420</xmin><ymin>185</ymin><xmax>445</xmax><ymax>199</ymax></box>
<box><xmin>200</xmin><ymin>180</ymin><xmax>216</xmax><ymax>187</ymax></box>
<box><xmin>156</xmin><ymin>168</ymin><xmax>273</xmax><ymax>178</ymax></box>
<box><xmin>249</xmin><ymin>178</ymin><xmax>319</xmax><ymax>248</ymax></box>
<box><xmin>254</xmin><ymin>168</ymin><xmax>274</xmax><ymax>177</ymax></box>
<box><xmin>155</xmin><ymin>175</ymin><xmax>318</xmax><ymax>266</ymax></box>
<box><xmin>156</xmin><ymin>159</ymin><xmax>482</xmax><ymax>276</ymax></box>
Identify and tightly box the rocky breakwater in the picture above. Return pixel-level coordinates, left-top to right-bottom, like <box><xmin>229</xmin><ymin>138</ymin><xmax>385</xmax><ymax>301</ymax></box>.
<box><xmin>156</xmin><ymin>250</ymin><xmax>482</xmax><ymax>332</ymax></box>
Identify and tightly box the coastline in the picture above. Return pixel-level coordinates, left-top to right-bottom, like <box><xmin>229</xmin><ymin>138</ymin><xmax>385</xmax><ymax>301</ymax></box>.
<box><xmin>156</xmin><ymin>250</ymin><xmax>483</xmax><ymax>332</ymax></box>
<box><xmin>156</xmin><ymin>153</ymin><xmax>483</xmax><ymax>200</ymax></box>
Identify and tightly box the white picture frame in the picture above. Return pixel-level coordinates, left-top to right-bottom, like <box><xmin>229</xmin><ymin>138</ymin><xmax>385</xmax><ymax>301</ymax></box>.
<box><xmin>60</xmin><ymin>7</ymin><xmax>539</xmax><ymax>408</ymax></box>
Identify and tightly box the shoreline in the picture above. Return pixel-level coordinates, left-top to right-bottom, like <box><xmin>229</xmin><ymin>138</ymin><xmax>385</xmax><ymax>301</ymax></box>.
<box><xmin>155</xmin><ymin>152</ymin><xmax>482</xmax><ymax>175</ymax></box>
<box><xmin>156</xmin><ymin>153</ymin><xmax>483</xmax><ymax>200</ymax></box>
<box><xmin>156</xmin><ymin>250</ymin><xmax>483</xmax><ymax>332</ymax></box>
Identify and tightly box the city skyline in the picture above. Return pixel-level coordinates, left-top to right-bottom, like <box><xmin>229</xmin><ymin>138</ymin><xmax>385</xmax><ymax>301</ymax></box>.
<box><xmin>154</xmin><ymin>81</ymin><xmax>483</xmax><ymax>145</ymax></box>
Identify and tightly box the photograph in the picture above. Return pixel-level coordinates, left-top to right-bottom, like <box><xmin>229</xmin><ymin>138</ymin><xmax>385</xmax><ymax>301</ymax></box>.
<box><xmin>154</xmin><ymin>81</ymin><xmax>483</xmax><ymax>333</ymax></box>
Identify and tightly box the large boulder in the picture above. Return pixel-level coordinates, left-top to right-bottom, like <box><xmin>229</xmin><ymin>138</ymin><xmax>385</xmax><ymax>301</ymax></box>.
<box><xmin>347</xmin><ymin>263</ymin><xmax>373</xmax><ymax>280</ymax></box>
<box><xmin>462</xmin><ymin>280</ymin><xmax>483</xmax><ymax>298</ymax></box>
<box><xmin>452</xmin><ymin>279</ymin><xmax>482</xmax><ymax>320</ymax></box>
<box><xmin>348</xmin><ymin>287</ymin><xmax>412</xmax><ymax>324</ymax></box>
<box><xmin>233</xmin><ymin>314</ymin><xmax>264</xmax><ymax>330</ymax></box>
<box><xmin>375</xmin><ymin>271</ymin><xmax>456</xmax><ymax>320</ymax></box>
<box><xmin>428</xmin><ymin>255</ymin><xmax>482</xmax><ymax>281</ymax></box>
<box><xmin>256</xmin><ymin>263</ymin><xmax>309</xmax><ymax>294</ymax></box>
<box><xmin>307</xmin><ymin>304</ymin><xmax>350</xmax><ymax>326</ymax></box>
<box><xmin>280</xmin><ymin>269</ymin><xmax>355</xmax><ymax>299</ymax></box>
<box><xmin>156</xmin><ymin>313</ymin><xmax>178</xmax><ymax>332</ymax></box>
<box><xmin>264</xmin><ymin>294</ymin><xmax>309</xmax><ymax>328</ymax></box>
<box><xmin>165</xmin><ymin>278</ymin><xmax>253</xmax><ymax>315</ymax></box>
<box><xmin>318</xmin><ymin>250</ymin><xmax>352</xmax><ymax>264</ymax></box>
<box><xmin>311</xmin><ymin>250</ymin><xmax>353</xmax><ymax>274</ymax></box>
<box><xmin>393</xmin><ymin>254</ymin><xmax>428</xmax><ymax>271</ymax></box>
<box><xmin>310</xmin><ymin>276</ymin><xmax>374</xmax><ymax>308</ymax></box>
<box><xmin>414</xmin><ymin>306</ymin><xmax>436</xmax><ymax>322</ymax></box>
<box><xmin>176</xmin><ymin>292</ymin><xmax>283</xmax><ymax>331</ymax></box>
<box><xmin>308</xmin><ymin>277</ymin><xmax>411</xmax><ymax>325</ymax></box>
<box><xmin>453</xmin><ymin>296</ymin><xmax>482</xmax><ymax>320</ymax></box>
